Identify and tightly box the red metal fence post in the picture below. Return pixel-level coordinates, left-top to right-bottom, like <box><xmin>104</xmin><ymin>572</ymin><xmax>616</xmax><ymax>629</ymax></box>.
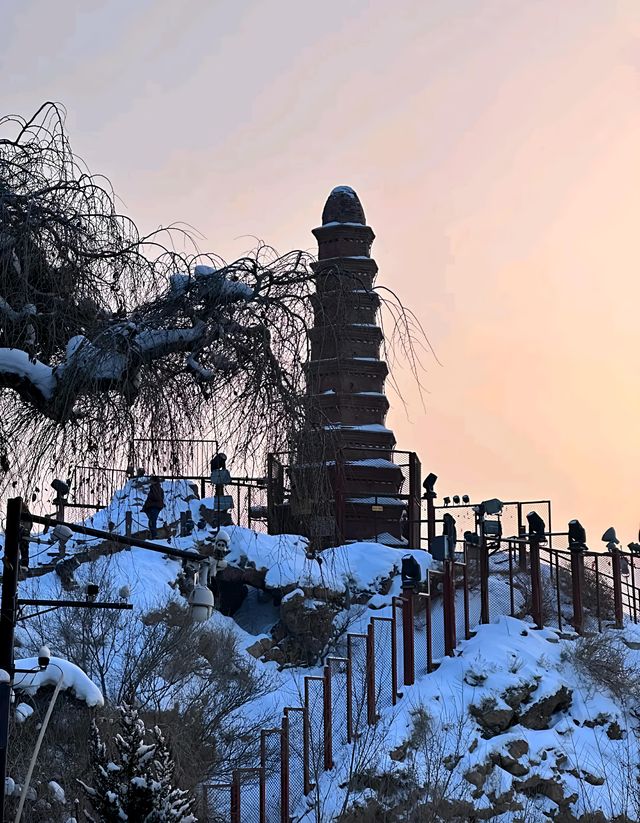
<box><xmin>570</xmin><ymin>547</ymin><xmax>585</xmax><ymax>635</ymax></box>
<box><xmin>529</xmin><ymin>534</ymin><xmax>543</xmax><ymax>629</ymax></box>
<box><xmin>323</xmin><ymin>665</ymin><xmax>333</xmax><ymax>771</ymax></box>
<box><xmin>230</xmin><ymin>773</ymin><xmax>241</xmax><ymax>823</ymax></box>
<box><xmin>480</xmin><ymin>529</ymin><xmax>490</xmax><ymax>625</ymax></box>
<box><xmin>345</xmin><ymin>638</ymin><xmax>355</xmax><ymax>743</ymax></box>
<box><xmin>401</xmin><ymin>590</ymin><xmax>415</xmax><ymax>686</ymax></box>
<box><xmin>366</xmin><ymin>622</ymin><xmax>376</xmax><ymax>725</ymax></box>
<box><xmin>280</xmin><ymin>715</ymin><xmax>290</xmax><ymax>823</ymax></box>
<box><xmin>611</xmin><ymin>549</ymin><xmax>624</xmax><ymax>629</ymax></box>
<box><xmin>443</xmin><ymin>559</ymin><xmax>457</xmax><ymax>656</ymax></box>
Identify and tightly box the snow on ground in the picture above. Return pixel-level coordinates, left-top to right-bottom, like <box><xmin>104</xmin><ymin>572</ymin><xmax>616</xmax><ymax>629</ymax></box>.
<box><xmin>307</xmin><ymin>615</ymin><xmax>640</xmax><ymax>821</ymax></box>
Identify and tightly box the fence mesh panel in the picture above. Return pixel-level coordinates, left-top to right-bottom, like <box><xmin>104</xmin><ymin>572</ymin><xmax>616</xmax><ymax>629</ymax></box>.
<box><xmin>583</xmin><ymin>554</ymin><xmax>616</xmax><ymax>631</ymax></box>
<box><xmin>262</xmin><ymin>731</ymin><xmax>281</xmax><ymax>823</ymax></box>
<box><xmin>454</xmin><ymin>564</ymin><xmax>468</xmax><ymax>642</ymax></box>
<box><xmin>236</xmin><ymin>771</ymin><xmax>262</xmax><ymax>823</ymax></box>
<box><xmin>429</xmin><ymin>572</ymin><xmax>446</xmax><ymax>663</ymax></box>
<box><xmin>372</xmin><ymin>618</ymin><xmax>394</xmax><ymax>711</ymax></box>
<box><xmin>347</xmin><ymin>635</ymin><xmax>368</xmax><ymax>738</ymax></box>
<box><xmin>305</xmin><ymin>677</ymin><xmax>325</xmax><ymax>786</ymax></box>
<box><xmin>412</xmin><ymin>593</ymin><xmax>429</xmax><ymax>676</ymax></box>
<box><xmin>487</xmin><ymin>546</ymin><xmax>513</xmax><ymax>623</ymax></box>
<box><xmin>285</xmin><ymin>709</ymin><xmax>307</xmax><ymax>816</ymax></box>
<box><xmin>203</xmin><ymin>784</ymin><xmax>232</xmax><ymax>823</ymax></box>
<box><xmin>622</xmin><ymin>554</ymin><xmax>639</xmax><ymax>623</ymax></box>
<box><xmin>328</xmin><ymin>658</ymin><xmax>349</xmax><ymax>745</ymax></box>
<box><xmin>393</xmin><ymin>598</ymin><xmax>405</xmax><ymax>685</ymax></box>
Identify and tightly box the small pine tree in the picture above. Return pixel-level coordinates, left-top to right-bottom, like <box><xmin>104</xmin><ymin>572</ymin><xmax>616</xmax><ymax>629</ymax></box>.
<box><xmin>79</xmin><ymin>704</ymin><xmax>196</xmax><ymax>822</ymax></box>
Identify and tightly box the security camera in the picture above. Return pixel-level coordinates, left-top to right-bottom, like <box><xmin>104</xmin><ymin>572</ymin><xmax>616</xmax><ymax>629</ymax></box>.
<box><xmin>38</xmin><ymin>645</ymin><xmax>51</xmax><ymax>670</ymax></box>
<box><xmin>189</xmin><ymin>585</ymin><xmax>215</xmax><ymax>623</ymax></box>
<box><xmin>85</xmin><ymin>582</ymin><xmax>99</xmax><ymax>602</ymax></box>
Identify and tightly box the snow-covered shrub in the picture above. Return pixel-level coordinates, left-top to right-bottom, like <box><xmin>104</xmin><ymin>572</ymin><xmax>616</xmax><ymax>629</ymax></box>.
<box><xmin>79</xmin><ymin>703</ymin><xmax>196</xmax><ymax>822</ymax></box>
<box><xmin>21</xmin><ymin>584</ymin><xmax>274</xmax><ymax>789</ymax></box>
<box><xmin>564</xmin><ymin>631</ymin><xmax>640</xmax><ymax>704</ymax></box>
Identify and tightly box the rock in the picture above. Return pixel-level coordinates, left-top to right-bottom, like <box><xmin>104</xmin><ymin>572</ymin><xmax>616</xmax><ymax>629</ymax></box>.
<box><xmin>262</xmin><ymin>645</ymin><xmax>286</xmax><ymax>666</ymax></box>
<box><xmin>506</xmin><ymin>739</ymin><xmax>529</xmax><ymax>759</ymax></box>
<box><xmin>497</xmin><ymin>752</ymin><xmax>529</xmax><ymax>777</ymax></box>
<box><xmin>245</xmin><ymin>637</ymin><xmax>273</xmax><ymax>659</ymax></box>
<box><xmin>607</xmin><ymin>720</ymin><xmax>624</xmax><ymax>740</ymax></box>
<box><xmin>502</xmin><ymin>680</ymin><xmax>537</xmax><ymax>710</ymax></box>
<box><xmin>470</xmin><ymin>698</ymin><xmax>514</xmax><ymax>736</ymax></box>
<box><xmin>519</xmin><ymin>686</ymin><xmax>572</xmax><ymax>730</ymax></box>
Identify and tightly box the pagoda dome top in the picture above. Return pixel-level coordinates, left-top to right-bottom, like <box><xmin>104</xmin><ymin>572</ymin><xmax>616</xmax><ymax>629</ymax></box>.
<box><xmin>321</xmin><ymin>186</ymin><xmax>366</xmax><ymax>226</ymax></box>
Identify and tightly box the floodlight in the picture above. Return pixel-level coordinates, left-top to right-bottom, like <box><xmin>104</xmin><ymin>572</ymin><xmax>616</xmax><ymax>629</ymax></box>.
<box><xmin>482</xmin><ymin>498</ymin><xmax>503</xmax><ymax>516</ymax></box>
<box><xmin>401</xmin><ymin>554</ymin><xmax>421</xmax><ymax>589</ymax></box>
<box><xmin>443</xmin><ymin>496</ymin><xmax>451</xmax><ymax>506</ymax></box>
<box><xmin>526</xmin><ymin>511</ymin><xmax>546</xmax><ymax>539</ymax></box>
<box><xmin>211</xmin><ymin>453</ymin><xmax>227</xmax><ymax>471</ymax></box>
<box><xmin>51</xmin><ymin>479</ymin><xmax>70</xmax><ymax>498</ymax></box>
<box><xmin>602</xmin><ymin>527</ymin><xmax>619</xmax><ymax>545</ymax></box>
<box><xmin>483</xmin><ymin>519</ymin><xmax>502</xmax><ymax>538</ymax></box>
<box><xmin>568</xmin><ymin>519</ymin><xmax>587</xmax><ymax>551</ymax></box>
<box><xmin>452</xmin><ymin>495</ymin><xmax>460</xmax><ymax>505</ymax></box>
<box><xmin>462</xmin><ymin>495</ymin><xmax>470</xmax><ymax>504</ymax></box>
<box><xmin>424</xmin><ymin>473</ymin><xmax>437</xmax><ymax>491</ymax></box>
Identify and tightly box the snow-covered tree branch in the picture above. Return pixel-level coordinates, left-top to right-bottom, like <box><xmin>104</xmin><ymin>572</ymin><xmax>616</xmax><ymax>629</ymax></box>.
<box><xmin>0</xmin><ymin>103</ymin><xmax>315</xmax><ymax>479</ymax></box>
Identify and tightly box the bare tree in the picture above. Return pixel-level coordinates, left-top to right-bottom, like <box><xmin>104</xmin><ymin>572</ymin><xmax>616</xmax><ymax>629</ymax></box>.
<box><xmin>0</xmin><ymin>102</ymin><xmax>318</xmax><ymax>484</ymax></box>
<box><xmin>0</xmin><ymin>102</ymin><xmax>430</xmax><ymax>497</ymax></box>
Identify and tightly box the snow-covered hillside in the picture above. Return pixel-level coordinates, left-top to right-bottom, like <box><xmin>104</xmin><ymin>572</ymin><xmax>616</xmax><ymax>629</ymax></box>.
<box><xmin>9</xmin><ymin>480</ymin><xmax>640</xmax><ymax>822</ymax></box>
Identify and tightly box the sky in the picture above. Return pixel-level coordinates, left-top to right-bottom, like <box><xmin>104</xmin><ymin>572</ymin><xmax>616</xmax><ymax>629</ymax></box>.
<box><xmin>2</xmin><ymin>0</ymin><xmax>639</xmax><ymax>545</ymax></box>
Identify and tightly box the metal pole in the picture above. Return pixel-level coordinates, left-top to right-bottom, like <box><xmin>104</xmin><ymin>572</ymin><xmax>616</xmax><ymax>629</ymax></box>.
<box><xmin>443</xmin><ymin>559</ymin><xmax>456</xmax><ymax>656</ymax></box>
<box><xmin>611</xmin><ymin>549</ymin><xmax>624</xmax><ymax>629</ymax></box>
<box><xmin>529</xmin><ymin>533</ymin><xmax>543</xmax><ymax>629</ymax></box>
<box><xmin>479</xmin><ymin>526</ymin><xmax>490</xmax><ymax>625</ymax></box>
<box><xmin>401</xmin><ymin>591</ymin><xmax>415</xmax><ymax>686</ymax></box>
<box><xmin>323</xmin><ymin>666</ymin><xmax>332</xmax><ymax>770</ymax></box>
<box><xmin>0</xmin><ymin>496</ymin><xmax>22</xmax><ymax>822</ymax></box>
<box><xmin>570</xmin><ymin>547</ymin><xmax>585</xmax><ymax>635</ymax></box>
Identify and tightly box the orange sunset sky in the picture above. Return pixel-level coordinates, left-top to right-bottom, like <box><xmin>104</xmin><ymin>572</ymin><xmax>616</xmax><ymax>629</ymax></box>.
<box><xmin>2</xmin><ymin>0</ymin><xmax>639</xmax><ymax>544</ymax></box>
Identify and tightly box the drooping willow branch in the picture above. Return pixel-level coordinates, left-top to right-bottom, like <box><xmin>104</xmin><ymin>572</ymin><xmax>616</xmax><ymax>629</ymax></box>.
<box><xmin>0</xmin><ymin>102</ymin><xmax>433</xmax><ymax>498</ymax></box>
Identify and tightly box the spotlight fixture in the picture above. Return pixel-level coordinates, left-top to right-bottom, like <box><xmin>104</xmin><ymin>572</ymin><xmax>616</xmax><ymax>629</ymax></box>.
<box><xmin>51</xmin><ymin>478</ymin><xmax>70</xmax><ymax>498</ymax></box>
<box><xmin>568</xmin><ymin>519</ymin><xmax>587</xmax><ymax>551</ymax></box>
<box><xmin>526</xmin><ymin>511</ymin><xmax>546</xmax><ymax>539</ymax></box>
<box><xmin>602</xmin><ymin>527</ymin><xmax>619</xmax><ymax>545</ymax></box>
<box><xmin>452</xmin><ymin>495</ymin><xmax>460</xmax><ymax>505</ymax></box>
<box><xmin>462</xmin><ymin>495</ymin><xmax>470</xmax><ymax>504</ymax></box>
<box><xmin>401</xmin><ymin>554</ymin><xmax>422</xmax><ymax>589</ymax></box>
<box><xmin>443</xmin><ymin>496</ymin><xmax>451</xmax><ymax>506</ymax></box>
<box><xmin>482</xmin><ymin>498</ymin><xmax>503</xmax><ymax>516</ymax></box>
<box><xmin>423</xmin><ymin>473</ymin><xmax>437</xmax><ymax>500</ymax></box>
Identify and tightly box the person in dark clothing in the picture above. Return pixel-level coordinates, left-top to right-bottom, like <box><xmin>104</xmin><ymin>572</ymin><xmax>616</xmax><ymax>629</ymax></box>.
<box><xmin>142</xmin><ymin>477</ymin><xmax>164</xmax><ymax>538</ymax></box>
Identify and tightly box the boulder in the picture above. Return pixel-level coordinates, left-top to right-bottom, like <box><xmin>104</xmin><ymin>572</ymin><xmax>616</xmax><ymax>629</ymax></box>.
<box><xmin>519</xmin><ymin>686</ymin><xmax>572</xmax><ymax>730</ymax></box>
